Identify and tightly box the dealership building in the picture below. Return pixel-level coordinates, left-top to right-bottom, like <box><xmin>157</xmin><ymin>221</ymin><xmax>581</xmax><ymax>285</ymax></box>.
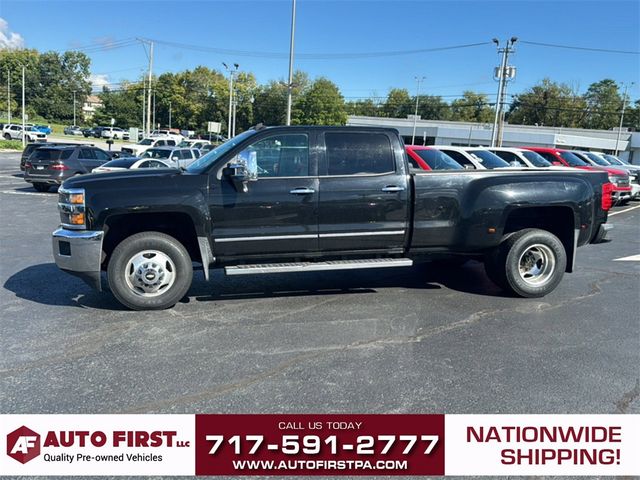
<box><xmin>347</xmin><ymin>115</ymin><xmax>639</xmax><ymax>163</ymax></box>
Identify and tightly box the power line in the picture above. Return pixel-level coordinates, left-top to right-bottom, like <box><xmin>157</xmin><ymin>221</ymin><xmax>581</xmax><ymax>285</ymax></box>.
<box><xmin>142</xmin><ymin>37</ymin><xmax>492</xmax><ymax>59</ymax></box>
<box><xmin>520</xmin><ymin>40</ymin><xmax>640</xmax><ymax>55</ymax></box>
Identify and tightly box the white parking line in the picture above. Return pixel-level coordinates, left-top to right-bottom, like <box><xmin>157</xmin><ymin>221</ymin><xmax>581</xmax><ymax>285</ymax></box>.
<box><xmin>613</xmin><ymin>254</ymin><xmax>640</xmax><ymax>262</ymax></box>
<box><xmin>609</xmin><ymin>204</ymin><xmax>640</xmax><ymax>216</ymax></box>
<box><xmin>0</xmin><ymin>190</ymin><xmax>51</xmax><ymax>197</ymax></box>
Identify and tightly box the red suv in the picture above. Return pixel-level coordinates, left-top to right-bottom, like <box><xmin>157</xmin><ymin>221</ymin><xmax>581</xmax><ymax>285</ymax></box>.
<box><xmin>522</xmin><ymin>147</ymin><xmax>631</xmax><ymax>203</ymax></box>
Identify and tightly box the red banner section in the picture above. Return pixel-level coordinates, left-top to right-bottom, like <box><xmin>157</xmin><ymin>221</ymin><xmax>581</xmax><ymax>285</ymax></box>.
<box><xmin>195</xmin><ymin>414</ymin><xmax>444</xmax><ymax>476</ymax></box>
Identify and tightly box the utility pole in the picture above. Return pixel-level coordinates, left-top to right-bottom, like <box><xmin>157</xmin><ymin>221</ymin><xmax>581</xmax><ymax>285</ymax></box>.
<box><xmin>614</xmin><ymin>82</ymin><xmax>634</xmax><ymax>156</ymax></box>
<box><xmin>73</xmin><ymin>90</ymin><xmax>77</xmax><ymax>126</ymax></box>
<box><xmin>411</xmin><ymin>76</ymin><xmax>425</xmax><ymax>145</ymax></box>
<box><xmin>233</xmin><ymin>90</ymin><xmax>239</xmax><ymax>137</ymax></box>
<box><xmin>6</xmin><ymin>69</ymin><xmax>10</xmax><ymax>124</ymax></box>
<box><xmin>146</xmin><ymin>41</ymin><xmax>153</xmax><ymax>136</ymax></box>
<box><xmin>168</xmin><ymin>101</ymin><xmax>172</xmax><ymax>130</ymax></box>
<box><xmin>223</xmin><ymin>62</ymin><xmax>239</xmax><ymax>138</ymax></box>
<box><xmin>152</xmin><ymin>90</ymin><xmax>156</xmax><ymax>129</ymax></box>
<box><xmin>490</xmin><ymin>37</ymin><xmax>517</xmax><ymax>147</ymax></box>
<box><xmin>286</xmin><ymin>0</ymin><xmax>297</xmax><ymax>125</ymax></box>
<box><xmin>142</xmin><ymin>79</ymin><xmax>146</xmax><ymax>135</ymax></box>
<box><xmin>21</xmin><ymin>66</ymin><xmax>25</xmax><ymax>147</ymax></box>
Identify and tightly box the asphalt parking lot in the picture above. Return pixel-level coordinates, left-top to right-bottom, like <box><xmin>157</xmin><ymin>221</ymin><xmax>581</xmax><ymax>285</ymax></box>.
<box><xmin>0</xmin><ymin>150</ymin><xmax>638</xmax><ymax>416</ymax></box>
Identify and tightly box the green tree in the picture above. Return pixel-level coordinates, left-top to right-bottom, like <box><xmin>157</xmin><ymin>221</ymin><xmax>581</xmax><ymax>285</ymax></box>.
<box><xmin>0</xmin><ymin>48</ymin><xmax>91</xmax><ymax>123</ymax></box>
<box><xmin>583</xmin><ymin>79</ymin><xmax>623</xmax><ymax>130</ymax></box>
<box><xmin>93</xmin><ymin>81</ymin><xmax>143</xmax><ymax>128</ymax></box>
<box><xmin>507</xmin><ymin>78</ymin><xmax>587</xmax><ymax>127</ymax></box>
<box><xmin>416</xmin><ymin>95</ymin><xmax>450</xmax><ymax>121</ymax></box>
<box><xmin>292</xmin><ymin>77</ymin><xmax>347</xmax><ymax>125</ymax></box>
<box><xmin>345</xmin><ymin>98</ymin><xmax>380</xmax><ymax>116</ymax></box>
<box><xmin>624</xmin><ymin>99</ymin><xmax>640</xmax><ymax>131</ymax></box>
<box><xmin>450</xmin><ymin>91</ymin><xmax>493</xmax><ymax>122</ymax></box>
<box><xmin>253</xmin><ymin>71</ymin><xmax>310</xmax><ymax>126</ymax></box>
<box><xmin>382</xmin><ymin>88</ymin><xmax>411</xmax><ymax>118</ymax></box>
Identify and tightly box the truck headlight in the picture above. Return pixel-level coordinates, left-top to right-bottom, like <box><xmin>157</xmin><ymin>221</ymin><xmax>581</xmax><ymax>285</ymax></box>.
<box><xmin>59</xmin><ymin>187</ymin><xmax>86</xmax><ymax>229</ymax></box>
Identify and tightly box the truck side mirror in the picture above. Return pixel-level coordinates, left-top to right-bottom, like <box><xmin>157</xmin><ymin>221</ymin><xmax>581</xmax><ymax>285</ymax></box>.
<box><xmin>224</xmin><ymin>157</ymin><xmax>258</xmax><ymax>193</ymax></box>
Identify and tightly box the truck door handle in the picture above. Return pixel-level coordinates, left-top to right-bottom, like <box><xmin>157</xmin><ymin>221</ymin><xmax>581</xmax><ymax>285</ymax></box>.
<box><xmin>381</xmin><ymin>185</ymin><xmax>405</xmax><ymax>192</ymax></box>
<box><xmin>289</xmin><ymin>187</ymin><xmax>315</xmax><ymax>195</ymax></box>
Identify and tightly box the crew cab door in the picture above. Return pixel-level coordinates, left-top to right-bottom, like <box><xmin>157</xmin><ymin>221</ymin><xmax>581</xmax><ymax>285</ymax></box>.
<box><xmin>207</xmin><ymin>131</ymin><xmax>319</xmax><ymax>257</ymax></box>
<box><xmin>317</xmin><ymin>131</ymin><xmax>409</xmax><ymax>252</ymax></box>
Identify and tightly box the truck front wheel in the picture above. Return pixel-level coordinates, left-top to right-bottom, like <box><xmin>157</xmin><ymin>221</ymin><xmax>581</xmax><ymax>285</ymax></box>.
<box><xmin>485</xmin><ymin>228</ymin><xmax>566</xmax><ymax>298</ymax></box>
<box><xmin>107</xmin><ymin>232</ymin><xmax>193</xmax><ymax>310</ymax></box>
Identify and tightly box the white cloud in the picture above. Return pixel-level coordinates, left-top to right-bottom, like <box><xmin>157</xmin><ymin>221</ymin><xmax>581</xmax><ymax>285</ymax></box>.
<box><xmin>88</xmin><ymin>74</ymin><xmax>110</xmax><ymax>90</ymax></box>
<box><xmin>0</xmin><ymin>18</ymin><xmax>25</xmax><ymax>50</ymax></box>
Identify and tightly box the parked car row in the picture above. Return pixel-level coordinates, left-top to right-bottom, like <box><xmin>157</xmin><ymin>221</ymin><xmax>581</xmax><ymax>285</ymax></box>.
<box><xmin>405</xmin><ymin>144</ymin><xmax>637</xmax><ymax>204</ymax></box>
<box><xmin>20</xmin><ymin>142</ymin><xmax>179</xmax><ymax>192</ymax></box>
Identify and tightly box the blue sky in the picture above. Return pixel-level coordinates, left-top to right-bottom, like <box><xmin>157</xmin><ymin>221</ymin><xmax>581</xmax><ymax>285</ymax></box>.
<box><xmin>2</xmin><ymin>0</ymin><xmax>639</xmax><ymax>101</ymax></box>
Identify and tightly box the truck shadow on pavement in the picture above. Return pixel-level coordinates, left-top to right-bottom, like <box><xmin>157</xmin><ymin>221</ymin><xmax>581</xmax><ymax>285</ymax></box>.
<box><xmin>3</xmin><ymin>261</ymin><xmax>504</xmax><ymax>311</ymax></box>
<box><xmin>188</xmin><ymin>260</ymin><xmax>504</xmax><ymax>303</ymax></box>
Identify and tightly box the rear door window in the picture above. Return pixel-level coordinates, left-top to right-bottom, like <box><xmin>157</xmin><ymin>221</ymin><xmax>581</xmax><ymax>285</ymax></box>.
<box><xmin>325</xmin><ymin>132</ymin><xmax>394</xmax><ymax>175</ymax></box>
<box><xmin>80</xmin><ymin>148</ymin><xmax>96</xmax><ymax>159</ymax></box>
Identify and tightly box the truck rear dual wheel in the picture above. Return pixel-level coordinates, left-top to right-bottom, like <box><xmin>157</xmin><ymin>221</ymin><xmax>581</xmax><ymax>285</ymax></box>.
<box><xmin>484</xmin><ymin>228</ymin><xmax>566</xmax><ymax>298</ymax></box>
<box><xmin>107</xmin><ymin>232</ymin><xmax>193</xmax><ymax>310</ymax></box>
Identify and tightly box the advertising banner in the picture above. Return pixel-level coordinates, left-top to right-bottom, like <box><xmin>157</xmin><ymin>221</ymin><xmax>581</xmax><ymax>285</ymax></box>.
<box><xmin>1</xmin><ymin>414</ymin><xmax>638</xmax><ymax>476</ymax></box>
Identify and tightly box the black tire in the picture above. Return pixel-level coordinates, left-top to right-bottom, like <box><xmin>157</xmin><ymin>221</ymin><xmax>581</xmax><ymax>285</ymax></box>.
<box><xmin>484</xmin><ymin>228</ymin><xmax>567</xmax><ymax>298</ymax></box>
<box><xmin>107</xmin><ymin>231</ymin><xmax>193</xmax><ymax>310</ymax></box>
<box><xmin>33</xmin><ymin>183</ymin><xmax>50</xmax><ymax>192</ymax></box>
<box><xmin>4</xmin><ymin>133</ymin><xmax>11</xmax><ymax>140</ymax></box>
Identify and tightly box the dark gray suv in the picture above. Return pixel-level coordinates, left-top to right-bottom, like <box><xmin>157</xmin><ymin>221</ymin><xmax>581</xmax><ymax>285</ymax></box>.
<box><xmin>24</xmin><ymin>145</ymin><xmax>111</xmax><ymax>192</ymax></box>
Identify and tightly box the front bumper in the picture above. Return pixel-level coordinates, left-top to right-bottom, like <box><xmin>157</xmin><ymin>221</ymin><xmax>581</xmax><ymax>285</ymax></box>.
<box><xmin>52</xmin><ymin>228</ymin><xmax>104</xmax><ymax>291</ymax></box>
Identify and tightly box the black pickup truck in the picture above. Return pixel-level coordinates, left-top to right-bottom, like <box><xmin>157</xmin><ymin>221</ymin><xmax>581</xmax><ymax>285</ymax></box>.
<box><xmin>52</xmin><ymin>126</ymin><xmax>612</xmax><ymax>310</ymax></box>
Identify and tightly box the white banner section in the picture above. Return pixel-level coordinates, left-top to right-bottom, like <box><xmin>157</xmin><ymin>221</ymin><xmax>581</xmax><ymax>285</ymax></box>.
<box><xmin>0</xmin><ymin>415</ymin><xmax>195</xmax><ymax>476</ymax></box>
<box><xmin>445</xmin><ymin>414</ymin><xmax>640</xmax><ymax>476</ymax></box>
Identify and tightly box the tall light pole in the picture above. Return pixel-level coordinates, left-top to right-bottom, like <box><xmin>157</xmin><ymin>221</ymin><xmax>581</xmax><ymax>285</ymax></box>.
<box><xmin>490</xmin><ymin>37</ymin><xmax>517</xmax><ymax>147</ymax></box>
<box><xmin>223</xmin><ymin>62</ymin><xmax>239</xmax><ymax>138</ymax></box>
<box><xmin>73</xmin><ymin>90</ymin><xmax>77</xmax><ymax>126</ymax></box>
<box><xmin>411</xmin><ymin>76</ymin><xmax>425</xmax><ymax>145</ymax></box>
<box><xmin>614</xmin><ymin>81</ymin><xmax>634</xmax><ymax>156</ymax></box>
<box><xmin>168</xmin><ymin>101</ymin><xmax>172</xmax><ymax>130</ymax></box>
<box><xmin>285</xmin><ymin>0</ymin><xmax>297</xmax><ymax>125</ymax></box>
<box><xmin>21</xmin><ymin>65</ymin><xmax>25</xmax><ymax>147</ymax></box>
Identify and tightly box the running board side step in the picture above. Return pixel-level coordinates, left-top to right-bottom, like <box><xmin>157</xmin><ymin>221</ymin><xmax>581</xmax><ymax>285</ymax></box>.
<box><xmin>225</xmin><ymin>258</ymin><xmax>413</xmax><ymax>276</ymax></box>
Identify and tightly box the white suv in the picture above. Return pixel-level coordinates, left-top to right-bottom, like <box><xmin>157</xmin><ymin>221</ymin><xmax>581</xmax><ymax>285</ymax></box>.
<box><xmin>120</xmin><ymin>137</ymin><xmax>178</xmax><ymax>157</ymax></box>
<box><xmin>3</xmin><ymin>124</ymin><xmax>47</xmax><ymax>142</ymax></box>
<box><xmin>101</xmin><ymin>127</ymin><xmax>130</xmax><ymax>140</ymax></box>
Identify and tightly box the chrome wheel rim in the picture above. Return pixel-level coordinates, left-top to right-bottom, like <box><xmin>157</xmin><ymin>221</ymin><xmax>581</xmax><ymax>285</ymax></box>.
<box><xmin>518</xmin><ymin>244</ymin><xmax>556</xmax><ymax>286</ymax></box>
<box><xmin>124</xmin><ymin>250</ymin><xmax>176</xmax><ymax>297</ymax></box>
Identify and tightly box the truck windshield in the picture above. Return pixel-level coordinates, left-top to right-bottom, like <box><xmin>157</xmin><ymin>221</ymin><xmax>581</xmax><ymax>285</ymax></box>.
<box><xmin>468</xmin><ymin>150</ymin><xmax>510</xmax><ymax>169</ymax></box>
<box><xmin>414</xmin><ymin>149</ymin><xmax>463</xmax><ymax>170</ymax></box>
<box><xmin>559</xmin><ymin>151</ymin><xmax>588</xmax><ymax>167</ymax></box>
<box><xmin>138</xmin><ymin>139</ymin><xmax>153</xmax><ymax>145</ymax></box>
<box><xmin>187</xmin><ymin>130</ymin><xmax>256</xmax><ymax>173</ymax></box>
<box><xmin>521</xmin><ymin>151</ymin><xmax>552</xmax><ymax>167</ymax></box>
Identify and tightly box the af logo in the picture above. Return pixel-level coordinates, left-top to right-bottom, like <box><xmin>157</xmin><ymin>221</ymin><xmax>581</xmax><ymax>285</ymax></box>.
<box><xmin>7</xmin><ymin>426</ymin><xmax>41</xmax><ymax>464</ymax></box>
